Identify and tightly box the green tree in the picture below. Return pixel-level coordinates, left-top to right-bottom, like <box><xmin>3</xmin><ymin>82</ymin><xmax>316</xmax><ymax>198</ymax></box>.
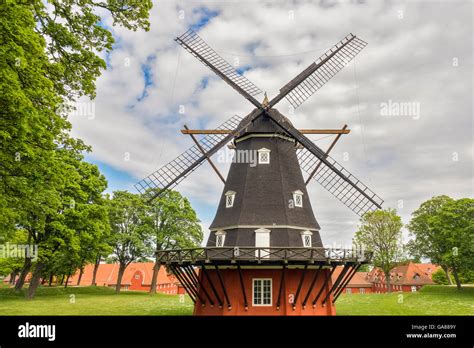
<box><xmin>0</xmin><ymin>229</ymin><xmax>29</xmax><ymax>284</ymax></box>
<box><xmin>357</xmin><ymin>264</ymin><xmax>370</xmax><ymax>273</ymax></box>
<box><xmin>1</xmin><ymin>0</ymin><xmax>152</xmax><ymax>297</ymax></box>
<box><xmin>354</xmin><ymin>209</ymin><xmax>404</xmax><ymax>293</ymax></box>
<box><xmin>0</xmin><ymin>3</ymin><xmax>70</xmax><ymax>243</ymax></box>
<box><xmin>428</xmin><ymin>198</ymin><xmax>473</xmax><ymax>289</ymax></box>
<box><xmin>407</xmin><ymin>196</ymin><xmax>473</xmax><ymax>289</ymax></box>
<box><xmin>32</xmin><ymin>0</ymin><xmax>152</xmax><ymax>101</ymax></box>
<box><xmin>108</xmin><ymin>191</ymin><xmax>152</xmax><ymax>293</ymax></box>
<box><xmin>24</xmin><ymin>145</ymin><xmax>109</xmax><ymax>298</ymax></box>
<box><xmin>147</xmin><ymin>190</ymin><xmax>203</xmax><ymax>294</ymax></box>
<box><xmin>407</xmin><ymin>196</ymin><xmax>454</xmax><ymax>284</ymax></box>
<box><xmin>90</xmin><ymin>236</ymin><xmax>114</xmax><ymax>286</ymax></box>
<box><xmin>457</xmin><ymin>270</ymin><xmax>474</xmax><ymax>284</ymax></box>
<box><xmin>431</xmin><ymin>268</ymin><xmax>449</xmax><ymax>285</ymax></box>
<box><xmin>64</xmin><ymin>161</ymin><xmax>110</xmax><ymax>286</ymax></box>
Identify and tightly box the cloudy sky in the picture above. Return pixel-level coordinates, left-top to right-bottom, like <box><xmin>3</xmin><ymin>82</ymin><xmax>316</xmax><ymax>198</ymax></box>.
<box><xmin>70</xmin><ymin>0</ymin><xmax>473</xmax><ymax>247</ymax></box>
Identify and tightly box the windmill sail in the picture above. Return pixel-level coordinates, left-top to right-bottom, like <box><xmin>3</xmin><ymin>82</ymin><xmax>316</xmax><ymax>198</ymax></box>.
<box><xmin>298</xmin><ymin>148</ymin><xmax>383</xmax><ymax>216</ymax></box>
<box><xmin>270</xmin><ymin>34</ymin><xmax>367</xmax><ymax>109</ymax></box>
<box><xmin>266</xmin><ymin>112</ymin><xmax>383</xmax><ymax>216</ymax></box>
<box><xmin>176</xmin><ymin>29</ymin><xmax>263</xmax><ymax>108</ymax></box>
<box><xmin>135</xmin><ymin>115</ymin><xmax>243</xmax><ymax>200</ymax></box>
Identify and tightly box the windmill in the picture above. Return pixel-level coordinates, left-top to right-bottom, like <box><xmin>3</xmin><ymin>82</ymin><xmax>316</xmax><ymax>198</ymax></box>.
<box><xmin>135</xmin><ymin>29</ymin><xmax>383</xmax><ymax>315</ymax></box>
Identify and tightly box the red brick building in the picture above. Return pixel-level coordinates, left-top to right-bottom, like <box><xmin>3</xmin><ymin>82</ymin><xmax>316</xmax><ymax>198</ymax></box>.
<box><xmin>335</xmin><ymin>263</ymin><xmax>440</xmax><ymax>294</ymax></box>
<box><xmin>368</xmin><ymin>263</ymin><xmax>440</xmax><ymax>293</ymax></box>
<box><xmin>68</xmin><ymin>262</ymin><xmax>184</xmax><ymax>294</ymax></box>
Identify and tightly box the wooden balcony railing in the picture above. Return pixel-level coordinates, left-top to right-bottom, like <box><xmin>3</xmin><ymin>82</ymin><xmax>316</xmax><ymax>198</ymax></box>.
<box><xmin>156</xmin><ymin>247</ymin><xmax>372</xmax><ymax>265</ymax></box>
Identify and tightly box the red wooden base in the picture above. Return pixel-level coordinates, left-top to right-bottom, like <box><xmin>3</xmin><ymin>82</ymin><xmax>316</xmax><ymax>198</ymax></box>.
<box><xmin>193</xmin><ymin>267</ymin><xmax>336</xmax><ymax>316</ymax></box>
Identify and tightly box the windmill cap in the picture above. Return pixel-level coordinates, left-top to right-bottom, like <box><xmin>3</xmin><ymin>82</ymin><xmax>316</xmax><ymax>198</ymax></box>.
<box><xmin>236</xmin><ymin>108</ymin><xmax>294</xmax><ymax>137</ymax></box>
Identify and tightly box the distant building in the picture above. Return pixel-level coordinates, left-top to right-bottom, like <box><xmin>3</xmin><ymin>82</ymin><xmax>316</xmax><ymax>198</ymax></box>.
<box><xmin>68</xmin><ymin>262</ymin><xmax>185</xmax><ymax>294</ymax></box>
<box><xmin>334</xmin><ymin>262</ymin><xmax>441</xmax><ymax>294</ymax></box>
<box><xmin>368</xmin><ymin>262</ymin><xmax>440</xmax><ymax>293</ymax></box>
<box><xmin>3</xmin><ymin>262</ymin><xmax>186</xmax><ymax>294</ymax></box>
<box><xmin>332</xmin><ymin>267</ymin><xmax>373</xmax><ymax>294</ymax></box>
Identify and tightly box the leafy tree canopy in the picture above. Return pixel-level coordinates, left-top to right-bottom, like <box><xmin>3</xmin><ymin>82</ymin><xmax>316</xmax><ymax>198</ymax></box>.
<box><xmin>354</xmin><ymin>209</ymin><xmax>404</xmax><ymax>292</ymax></box>
<box><xmin>407</xmin><ymin>196</ymin><xmax>473</xmax><ymax>289</ymax></box>
<box><xmin>149</xmin><ymin>190</ymin><xmax>203</xmax><ymax>251</ymax></box>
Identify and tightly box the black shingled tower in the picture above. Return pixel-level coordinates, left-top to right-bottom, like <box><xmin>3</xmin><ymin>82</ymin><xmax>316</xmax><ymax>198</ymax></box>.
<box><xmin>208</xmin><ymin>108</ymin><xmax>323</xmax><ymax>249</ymax></box>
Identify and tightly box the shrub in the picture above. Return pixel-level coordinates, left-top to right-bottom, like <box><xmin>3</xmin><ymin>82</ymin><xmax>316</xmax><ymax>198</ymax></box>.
<box><xmin>432</xmin><ymin>269</ymin><xmax>449</xmax><ymax>285</ymax></box>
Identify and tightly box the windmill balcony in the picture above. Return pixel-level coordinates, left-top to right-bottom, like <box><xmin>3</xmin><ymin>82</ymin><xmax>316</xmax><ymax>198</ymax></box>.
<box><xmin>156</xmin><ymin>247</ymin><xmax>372</xmax><ymax>266</ymax></box>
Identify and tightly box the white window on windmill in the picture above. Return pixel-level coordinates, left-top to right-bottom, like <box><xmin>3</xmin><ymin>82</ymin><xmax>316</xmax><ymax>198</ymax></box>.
<box><xmin>225</xmin><ymin>190</ymin><xmax>236</xmax><ymax>208</ymax></box>
<box><xmin>252</xmin><ymin>278</ymin><xmax>272</xmax><ymax>306</ymax></box>
<box><xmin>257</xmin><ymin>147</ymin><xmax>271</xmax><ymax>164</ymax></box>
<box><xmin>215</xmin><ymin>231</ymin><xmax>226</xmax><ymax>247</ymax></box>
<box><xmin>301</xmin><ymin>230</ymin><xmax>313</xmax><ymax>248</ymax></box>
<box><xmin>293</xmin><ymin>190</ymin><xmax>304</xmax><ymax>208</ymax></box>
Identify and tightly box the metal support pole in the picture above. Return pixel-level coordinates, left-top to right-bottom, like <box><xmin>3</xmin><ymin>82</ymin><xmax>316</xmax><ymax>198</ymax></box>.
<box><xmin>276</xmin><ymin>265</ymin><xmax>286</xmax><ymax>310</ymax></box>
<box><xmin>184</xmin><ymin>265</ymin><xmax>214</xmax><ymax>306</ymax></box>
<box><xmin>292</xmin><ymin>264</ymin><xmax>308</xmax><ymax>310</ymax></box>
<box><xmin>321</xmin><ymin>264</ymin><xmax>351</xmax><ymax>306</ymax></box>
<box><xmin>302</xmin><ymin>264</ymin><xmax>323</xmax><ymax>308</ymax></box>
<box><xmin>333</xmin><ymin>263</ymin><xmax>362</xmax><ymax>302</ymax></box>
<box><xmin>332</xmin><ymin>263</ymin><xmax>358</xmax><ymax>300</ymax></box>
<box><xmin>177</xmin><ymin>265</ymin><xmax>200</xmax><ymax>301</ymax></box>
<box><xmin>332</xmin><ymin>264</ymin><xmax>356</xmax><ymax>299</ymax></box>
<box><xmin>214</xmin><ymin>265</ymin><xmax>232</xmax><ymax>310</ymax></box>
<box><xmin>176</xmin><ymin>264</ymin><xmax>206</xmax><ymax>304</ymax></box>
<box><xmin>312</xmin><ymin>266</ymin><xmax>337</xmax><ymax>307</ymax></box>
<box><xmin>201</xmin><ymin>264</ymin><xmax>223</xmax><ymax>308</ymax></box>
<box><xmin>237</xmin><ymin>264</ymin><xmax>248</xmax><ymax>310</ymax></box>
<box><xmin>170</xmin><ymin>265</ymin><xmax>196</xmax><ymax>303</ymax></box>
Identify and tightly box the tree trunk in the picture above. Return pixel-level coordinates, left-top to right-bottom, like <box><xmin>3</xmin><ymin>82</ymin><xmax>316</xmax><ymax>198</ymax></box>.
<box><xmin>149</xmin><ymin>259</ymin><xmax>160</xmax><ymax>294</ymax></box>
<box><xmin>64</xmin><ymin>273</ymin><xmax>71</xmax><ymax>289</ymax></box>
<box><xmin>14</xmin><ymin>257</ymin><xmax>32</xmax><ymax>292</ymax></box>
<box><xmin>41</xmin><ymin>277</ymin><xmax>46</xmax><ymax>285</ymax></box>
<box><xmin>91</xmin><ymin>255</ymin><xmax>101</xmax><ymax>286</ymax></box>
<box><xmin>384</xmin><ymin>271</ymin><xmax>392</xmax><ymax>293</ymax></box>
<box><xmin>48</xmin><ymin>273</ymin><xmax>54</xmax><ymax>286</ymax></box>
<box><xmin>451</xmin><ymin>267</ymin><xmax>462</xmax><ymax>290</ymax></box>
<box><xmin>26</xmin><ymin>262</ymin><xmax>45</xmax><ymax>300</ymax></box>
<box><xmin>77</xmin><ymin>268</ymin><xmax>84</xmax><ymax>286</ymax></box>
<box><xmin>441</xmin><ymin>265</ymin><xmax>453</xmax><ymax>285</ymax></box>
<box><xmin>9</xmin><ymin>271</ymin><xmax>17</xmax><ymax>285</ymax></box>
<box><xmin>115</xmin><ymin>263</ymin><xmax>128</xmax><ymax>293</ymax></box>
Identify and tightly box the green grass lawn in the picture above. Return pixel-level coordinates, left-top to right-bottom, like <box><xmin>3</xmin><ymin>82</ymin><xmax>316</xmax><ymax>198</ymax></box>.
<box><xmin>0</xmin><ymin>284</ymin><xmax>472</xmax><ymax>315</ymax></box>
<box><xmin>0</xmin><ymin>284</ymin><xmax>194</xmax><ymax>315</ymax></box>
<box><xmin>336</xmin><ymin>285</ymin><xmax>474</xmax><ymax>315</ymax></box>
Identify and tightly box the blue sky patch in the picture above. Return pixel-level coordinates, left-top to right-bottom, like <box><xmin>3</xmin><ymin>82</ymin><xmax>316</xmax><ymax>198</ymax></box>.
<box><xmin>190</xmin><ymin>7</ymin><xmax>219</xmax><ymax>31</ymax></box>
<box><xmin>198</xmin><ymin>77</ymin><xmax>209</xmax><ymax>89</ymax></box>
<box><xmin>85</xmin><ymin>157</ymin><xmax>138</xmax><ymax>193</ymax></box>
<box><xmin>137</xmin><ymin>55</ymin><xmax>156</xmax><ymax>101</ymax></box>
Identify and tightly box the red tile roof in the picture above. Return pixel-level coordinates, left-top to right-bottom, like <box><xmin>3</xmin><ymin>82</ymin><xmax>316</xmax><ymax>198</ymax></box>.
<box><xmin>368</xmin><ymin>263</ymin><xmax>440</xmax><ymax>286</ymax></box>
<box><xmin>332</xmin><ymin>263</ymin><xmax>440</xmax><ymax>288</ymax></box>
<box><xmin>68</xmin><ymin>262</ymin><xmax>176</xmax><ymax>286</ymax></box>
